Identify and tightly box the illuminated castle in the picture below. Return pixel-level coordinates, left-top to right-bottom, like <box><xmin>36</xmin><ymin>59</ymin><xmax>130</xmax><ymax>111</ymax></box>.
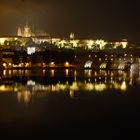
<box><xmin>17</xmin><ymin>23</ymin><xmax>50</xmax><ymax>38</ymax></box>
<box><xmin>17</xmin><ymin>23</ymin><xmax>34</xmax><ymax>37</ymax></box>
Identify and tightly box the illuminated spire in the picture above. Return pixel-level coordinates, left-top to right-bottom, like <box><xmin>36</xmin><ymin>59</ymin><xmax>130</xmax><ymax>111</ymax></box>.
<box><xmin>17</xmin><ymin>26</ymin><xmax>22</xmax><ymax>36</ymax></box>
<box><xmin>70</xmin><ymin>33</ymin><xmax>75</xmax><ymax>40</ymax></box>
<box><xmin>23</xmin><ymin>21</ymin><xmax>32</xmax><ymax>37</ymax></box>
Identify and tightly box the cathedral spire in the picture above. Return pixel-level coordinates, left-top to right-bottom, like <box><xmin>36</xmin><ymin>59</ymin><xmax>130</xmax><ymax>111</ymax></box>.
<box><xmin>17</xmin><ymin>26</ymin><xmax>22</xmax><ymax>36</ymax></box>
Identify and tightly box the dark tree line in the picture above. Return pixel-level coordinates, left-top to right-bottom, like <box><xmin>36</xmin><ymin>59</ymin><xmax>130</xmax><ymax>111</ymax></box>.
<box><xmin>12</xmin><ymin>50</ymin><xmax>28</xmax><ymax>65</ymax></box>
<box><xmin>12</xmin><ymin>49</ymin><xmax>75</xmax><ymax>65</ymax></box>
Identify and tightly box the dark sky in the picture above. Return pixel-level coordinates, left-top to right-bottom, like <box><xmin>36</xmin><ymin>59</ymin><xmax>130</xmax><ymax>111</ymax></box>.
<box><xmin>0</xmin><ymin>0</ymin><xmax>140</xmax><ymax>41</ymax></box>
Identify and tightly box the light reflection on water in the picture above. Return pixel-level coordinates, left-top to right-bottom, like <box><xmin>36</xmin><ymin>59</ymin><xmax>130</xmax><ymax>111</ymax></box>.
<box><xmin>0</xmin><ymin>69</ymin><xmax>140</xmax><ymax>103</ymax></box>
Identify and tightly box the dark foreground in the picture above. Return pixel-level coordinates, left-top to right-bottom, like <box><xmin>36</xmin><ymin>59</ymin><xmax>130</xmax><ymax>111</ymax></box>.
<box><xmin>0</xmin><ymin>70</ymin><xmax>140</xmax><ymax>139</ymax></box>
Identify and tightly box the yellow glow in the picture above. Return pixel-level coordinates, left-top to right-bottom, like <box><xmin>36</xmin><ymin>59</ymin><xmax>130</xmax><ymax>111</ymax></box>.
<box><xmin>85</xmin><ymin>70</ymin><xmax>92</xmax><ymax>77</ymax></box>
<box><xmin>51</xmin><ymin>62</ymin><xmax>54</xmax><ymax>65</ymax></box>
<box><xmin>94</xmin><ymin>84</ymin><xmax>107</xmax><ymax>92</ymax></box>
<box><xmin>9</xmin><ymin>70</ymin><xmax>12</xmax><ymax>75</ymax></box>
<box><xmin>94</xmin><ymin>71</ymin><xmax>98</xmax><ymax>76</ymax></box>
<box><xmin>8</xmin><ymin>63</ymin><xmax>12</xmax><ymax>67</ymax></box>
<box><xmin>74</xmin><ymin>70</ymin><xmax>77</xmax><ymax>76</ymax></box>
<box><xmin>84</xmin><ymin>61</ymin><xmax>93</xmax><ymax>68</ymax></box>
<box><xmin>113</xmin><ymin>82</ymin><xmax>119</xmax><ymax>89</ymax></box>
<box><xmin>65</xmin><ymin>62</ymin><xmax>70</xmax><ymax>67</ymax></box>
<box><xmin>114</xmin><ymin>42</ymin><xmax>121</xmax><ymax>48</ymax></box>
<box><xmin>57</xmin><ymin>84</ymin><xmax>67</xmax><ymax>91</ymax></box>
<box><xmin>85</xmin><ymin>83</ymin><xmax>94</xmax><ymax>91</ymax></box>
<box><xmin>43</xmin><ymin>69</ymin><xmax>46</xmax><ymax>75</ymax></box>
<box><xmin>14</xmin><ymin>37</ymin><xmax>18</xmax><ymax>40</ymax></box>
<box><xmin>58</xmin><ymin>40</ymin><xmax>67</xmax><ymax>48</ymax></box>
<box><xmin>51</xmin><ymin>85</ymin><xmax>59</xmax><ymax>92</ymax></box>
<box><xmin>0</xmin><ymin>38</ymin><xmax>6</xmax><ymax>45</ymax></box>
<box><xmin>70</xmin><ymin>90</ymin><xmax>75</xmax><ymax>98</ymax></box>
<box><xmin>111</xmin><ymin>72</ymin><xmax>114</xmax><ymax>77</ymax></box>
<box><xmin>17</xmin><ymin>90</ymin><xmax>31</xmax><ymax>103</ymax></box>
<box><xmin>70</xmin><ymin>40</ymin><xmax>79</xmax><ymax>47</ymax></box>
<box><xmin>95</xmin><ymin>40</ymin><xmax>107</xmax><ymax>50</ymax></box>
<box><xmin>120</xmin><ymin>81</ymin><xmax>127</xmax><ymax>91</ymax></box>
<box><xmin>65</xmin><ymin>69</ymin><xmax>69</xmax><ymax>76</ymax></box>
<box><xmin>0</xmin><ymin>85</ymin><xmax>13</xmax><ymax>92</ymax></box>
<box><xmin>70</xmin><ymin>33</ymin><xmax>75</xmax><ymax>39</ymax></box>
<box><xmin>100</xmin><ymin>63</ymin><xmax>107</xmax><ymax>69</ymax></box>
<box><xmin>27</xmin><ymin>80</ymin><xmax>35</xmax><ymax>86</ymax></box>
<box><xmin>49</xmin><ymin>62</ymin><xmax>55</xmax><ymax>67</ymax></box>
<box><xmin>70</xmin><ymin>82</ymin><xmax>79</xmax><ymax>91</ymax></box>
<box><xmin>87</xmin><ymin>40</ymin><xmax>94</xmax><ymax>49</ymax></box>
<box><xmin>51</xmin><ymin>70</ymin><xmax>55</xmax><ymax>77</ymax></box>
<box><xmin>3</xmin><ymin>63</ymin><xmax>7</xmax><ymax>67</ymax></box>
<box><xmin>121</xmin><ymin>41</ymin><xmax>128</xmax><ymax>49</ymax></box>
<box><xmin>3</xmin><ymin>70</ymin><xmax>6</xmax><ymax>76</ymax></box>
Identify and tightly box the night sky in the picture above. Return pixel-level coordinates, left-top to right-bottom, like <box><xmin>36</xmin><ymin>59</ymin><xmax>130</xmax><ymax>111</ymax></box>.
<box><xmin>0</xmin><ymin>0</ymin><xmax>140</xmax><ymax>41</ymax></box>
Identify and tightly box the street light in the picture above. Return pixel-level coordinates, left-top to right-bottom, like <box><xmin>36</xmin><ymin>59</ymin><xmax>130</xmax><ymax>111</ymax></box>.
<box><xmin>49</xmin><ymin>62</ymin><xmax>55</xmax><ymax>67</ymax></box>
<box><xmin>65</xmin><ymin>62</ymin><xmax>70</xmax><ymax>67</ymax></box>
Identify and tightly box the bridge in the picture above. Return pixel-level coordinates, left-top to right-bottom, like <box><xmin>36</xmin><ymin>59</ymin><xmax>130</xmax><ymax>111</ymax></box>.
<box><xmin>74</xmin><ymin>53</ymin><xmax>140</xmax><ymax>71</ymax></box>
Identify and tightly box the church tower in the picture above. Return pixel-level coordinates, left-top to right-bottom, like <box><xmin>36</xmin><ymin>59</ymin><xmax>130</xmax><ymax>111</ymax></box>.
<box><xmin>70</xmin><ymin>33</ymin><xmax>75</xmax><ymax>40</ymax></box>
<box><xmin>17</xmin><ymin>27</ymin><xmax>22</xmax><ymax>36</ymax></box>
<box><xmin>23</xmin><ymin>23</ymin><xmax>32</xmax><ymax>37</ymax></box>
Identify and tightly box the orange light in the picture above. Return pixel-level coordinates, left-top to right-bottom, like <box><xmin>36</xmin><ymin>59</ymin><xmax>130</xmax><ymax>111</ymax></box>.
<box><xmin>3</xmin><ymin>63</ymin><xmax>6</xmax><ymax>67</ymax></box>
<box><xmin>65</xmin><ymin>62</ymin><xmax>70</xmax><ymax>67</ymax></box>
<box><xmin>8</xmin><ymin>63</ymin><xmax>12</xmax><ymax>66</ymax></box>
<box><xmin>49</xmin><ymin>62</ymin><xmax>55</xmax><ymax>67</ymax></box>
<box><xmin>51</xmin><ymin>62</ymin><xmax>54</xmax><ymax>65</ymax></box>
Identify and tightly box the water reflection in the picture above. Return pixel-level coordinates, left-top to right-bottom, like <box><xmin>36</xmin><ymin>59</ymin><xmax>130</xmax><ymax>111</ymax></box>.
<box><xmin>50</xmin><ymin>69</ymin><xmax>55</xmax><ymax>77</ymax></box>
<box><xmin>0</xmin><ymin>69</ymin><xmax>140</xmax><ymax>103</ymax></box>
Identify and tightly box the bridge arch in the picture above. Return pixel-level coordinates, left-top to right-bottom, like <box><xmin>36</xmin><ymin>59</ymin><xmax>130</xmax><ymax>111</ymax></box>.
<box><xmin>118</xmin><ymin>63</ymin><xmax>126</xmax><ymax>70</ymax></box>
<box><xmin>100</xmin><ymin>63</ymin><xmax>107</xmax><ymax>69</ymax></box>
<box><xmin>84</xmin><ymin>60</ymin><xmax>93</xmax><ymax>68</ymax></box>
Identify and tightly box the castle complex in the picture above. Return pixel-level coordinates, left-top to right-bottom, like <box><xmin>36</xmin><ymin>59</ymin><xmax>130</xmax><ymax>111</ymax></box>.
<box><xmin>0</xmin><ymin>23</ymin><xmax>129</xmax><ymax>52</ymax></box>
<box><xmin>17</xmin><ymin>23</ymin><xmax>49</xmax><ymax>37</ymax></box>
<box><xmin>17</xmin><ymin>24</ymin><xmax>33</xmax><ymax>37</ymax></box>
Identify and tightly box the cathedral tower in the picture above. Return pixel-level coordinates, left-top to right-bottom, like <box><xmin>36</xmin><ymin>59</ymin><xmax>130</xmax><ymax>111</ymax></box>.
<box><xmin>17</xmin><ymin>27</ymin><xmax>22</xmax><ymax>36</ymax></box>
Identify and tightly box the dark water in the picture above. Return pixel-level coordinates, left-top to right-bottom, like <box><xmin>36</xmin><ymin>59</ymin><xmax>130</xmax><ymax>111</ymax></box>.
<box><xmin>0</xmin><ymin>69</ymin><xmax>140</xmax><ymax>138</ymax></box>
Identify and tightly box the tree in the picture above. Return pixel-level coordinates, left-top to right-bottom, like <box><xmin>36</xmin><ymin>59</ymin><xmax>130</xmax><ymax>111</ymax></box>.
<box><xmin>12</xmin><ymin>51</ymin><xmax>20</xmax><ymax>65</ymax></box>
<box><xmin>22</xmin><ymin>51</ymin><xmax>28</xmax><ymax>66</ymax></box>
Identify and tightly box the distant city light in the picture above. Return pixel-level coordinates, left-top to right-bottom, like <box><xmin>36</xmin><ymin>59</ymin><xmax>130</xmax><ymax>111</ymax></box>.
<box><xmin>65</xmin><ymin>62</ymin><xmax>70</xmax><ymax>67</ymax></box>
<box><xmin>27</xmin><ymin>47</ymin><xmax>36</xmax><ymax>55</ymax></box>
<box><xmin>49</xmin><ymin>62</ymin><xmax>55</xmax><ymax>67</ymax></box>
<box><xmin>121</xmin><ymin>41</ymin><xmax>128</xmax><ymax>49</ymax></box>
<box><xmin>0</xmin><ymin>38</ymin><xmax>6</xmax><ymax>45</ymax></box>
<box><xmin>27</xmin><ymin>80</ymin><xmax>36</xmax><ymax>86</ymax></box>
<box><xmin>3</xmin><ymin>63</ymin><xmax>7</xmax><ymax>67</ymax></box>
<box><xmin>120</xmin><ymin>81</ymin><xmax>127</xmax><ymax>91</ymax></box>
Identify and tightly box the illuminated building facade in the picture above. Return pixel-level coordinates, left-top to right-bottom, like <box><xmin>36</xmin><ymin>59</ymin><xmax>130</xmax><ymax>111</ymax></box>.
<box><xmin>0</xmin><ymin>23</ymin><xmax>129</xmax><ymax>51</ymax></box>
<box><xmin>70</xmin><ymin>33</ymin><xmax>75</xmax><ymax>40</ymax></box>
<box><xmin>17</xmin><ymin>23</ymin><xmax>33</xmax><ymax>37</ymax></box>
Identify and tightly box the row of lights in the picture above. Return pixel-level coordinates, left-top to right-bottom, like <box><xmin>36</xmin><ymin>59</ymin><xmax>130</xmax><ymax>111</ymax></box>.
<box><xmin>49</xmin><ymin>61</ymin><xmax>70</xmax><ymax>67</ymax></box>
<box><xmin>2</xmin><ymin>62</ymin><xmax>71</xmax><ymax>68</ymax></box>
<box><xmin>74</xmin><ymin>54</ymin><xmax>133</xmax><ymax>59</ymax></box>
